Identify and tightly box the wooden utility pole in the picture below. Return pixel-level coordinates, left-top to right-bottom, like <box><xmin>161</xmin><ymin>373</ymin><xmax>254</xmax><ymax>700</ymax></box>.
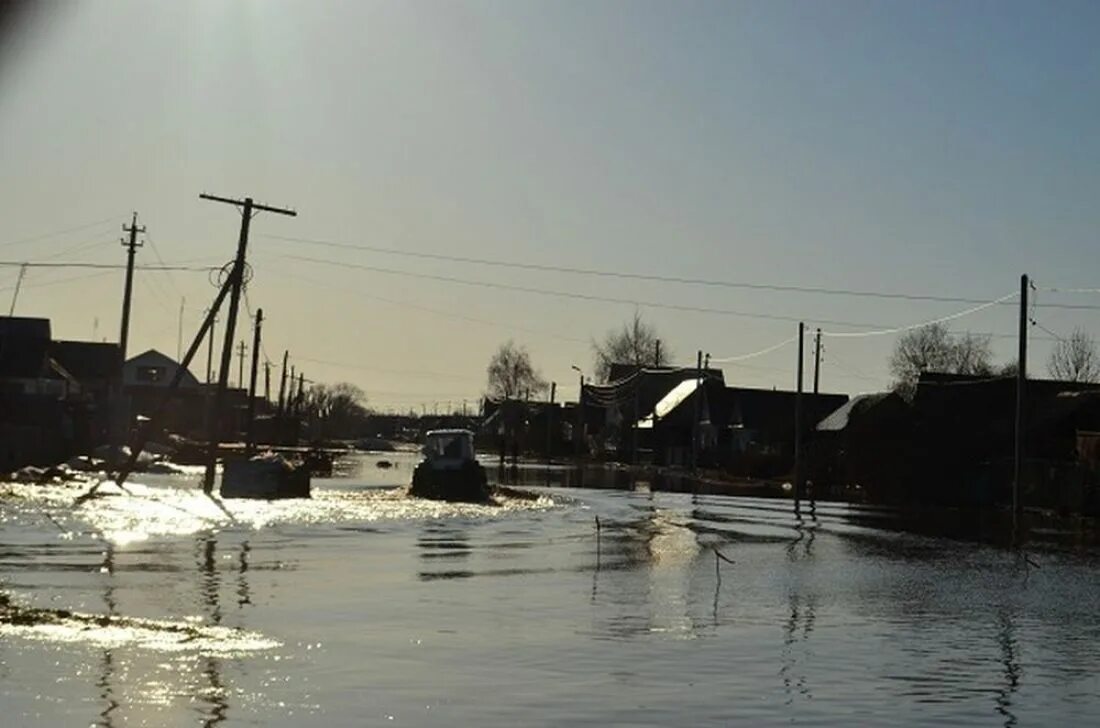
<box><xmin>692</xmin><ymin>350</ymin><xmax>702</xmax><ymax>471</ymax></box>
<box><xmin>547</xmin><ymin>381</ymin><xmax>556</xmax><ymax>466</ymax></box>
<box><xmin>295</xmin><ymin>372</ymin><xmax>305</xmax><ymax>415</ymax></box>
<box><xmin>573</xmin><ymin>367</ymin><xmax>584</xmax><ymax>461</ymax></box>
<box><xmin>1014</xmin><ymin>274</ymin><xmax>1029</xmax><ymax>538</ymax></box>
<box><xmin>264</xmin><ymin>361</ymin><xmax>271</xmax><ymax>403</ymax></box>
<box><xmin>246</xmin><ymin>308</ymin><xmax>263</xmax><ymax>454</ymax></box>
<box><xmin>200</xmin><ymin>193</ymin><xmax>296</xmax><ymax>494</ymax></box>
<box><xmin>277</xmin><ymin>350</ymin><xmax>289</xmax><ymax>415</ymax></box>
<box><xmin>8</xmin><ymin>263</ymin><xmax>27</xmax><ymax>315</ymax></box>
<box><xmin>655</xmin><ymin>339</ymin><xmax>661</xmax><ymax>367</ymax></box>
<box><xmin>288</xmin><ymin>365</ymin><xmax>296</xmax><ymax>412</ymax></box>
<box><xmin>118</xmin><ymin>213</ymin><xmax>145</xmax><ymax>361</ymax></box>
<box><xmin>205</xmin><ymin>312</ymin><xmax>217</xmax><ymax>383</ymax></box>
<box><xmin>113</xmin><ymin>213</ymin><xmax>145</xmax><ymax>466</ymax></box>
<box><xmin>794</xmin><ymin>322</ymin><xmax>806</xmax><ymax>512</ymax></box>
<box><xmin>176</xmin><ymin>297</ymin><xmax>185</xmax><ymax>362</ymax></box>
<box><xmin>813</xmin><ymin>328</ymin><xmax>822</xmax><ymax>395</ymax></box>
<box><xmin>236</xmin><ymin>340</ymin><xmax>247</xmax><ymax>389</ymax></box>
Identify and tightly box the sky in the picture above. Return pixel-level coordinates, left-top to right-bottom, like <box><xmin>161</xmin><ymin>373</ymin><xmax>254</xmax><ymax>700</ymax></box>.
<box><xmin>1</xmin><ymin>0</ymin><xmax>1098</xmax><ymax>412</ymax></box>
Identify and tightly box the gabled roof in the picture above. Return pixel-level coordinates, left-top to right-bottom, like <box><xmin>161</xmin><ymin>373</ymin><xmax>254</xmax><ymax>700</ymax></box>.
<box><xmin>124</xmin><ymin>348</ymin><xmax>200</xmax><ymax>387</ymax></box>
<box><xmin>817</xmin><ymin>392</ymin><xmax>900</xmax><ymax>432</ymax></box>
<box><xmin>637</xmin><ymin>377</ymin><xmax>703</xmax><ymax>429</ymax></box>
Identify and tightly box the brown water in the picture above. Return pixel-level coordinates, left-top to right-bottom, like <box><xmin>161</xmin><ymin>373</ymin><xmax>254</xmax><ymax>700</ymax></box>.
<box><xmin>2</xmin><ymin>453</ymin><xmax>1099</xmax><ymax>726</ymax></box>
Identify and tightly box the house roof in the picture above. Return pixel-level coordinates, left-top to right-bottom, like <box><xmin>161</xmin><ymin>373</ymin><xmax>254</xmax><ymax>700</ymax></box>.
<box><xmin>51</xmin><ymin>340</ymin><xmax>122</xmax><ymax>381</ymax></box>
<box><xmin>124</xmin><ymin>348</ymin><xmax>200</xmax><ymax>387</ymax></box>
<box><xmin>637</xmin><ymin>377</ymin><xmax>703</xmax><ymax>429</ymax></box>
<box><xmin>0</xmin><ymin>316</ymin><xmax>51</xmax><ymax>339</ymax></box>
<box><xmin>817</xmin><ymin>392</ymin><xmax>898</xmax><ymax>432</ymax></box>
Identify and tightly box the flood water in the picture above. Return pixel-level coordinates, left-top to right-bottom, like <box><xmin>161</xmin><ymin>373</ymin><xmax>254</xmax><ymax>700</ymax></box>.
<box><xmin>3</xmin><ymin>452</ymin><xmax>1100</xmax><ymax>726</ymax></box>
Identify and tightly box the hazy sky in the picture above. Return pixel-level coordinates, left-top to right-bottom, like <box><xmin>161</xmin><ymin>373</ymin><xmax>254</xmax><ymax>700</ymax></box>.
<box><xmin>2</xmin><ymin>0</ymin><xmax>1098</xmax><ymax>410</ymax></box>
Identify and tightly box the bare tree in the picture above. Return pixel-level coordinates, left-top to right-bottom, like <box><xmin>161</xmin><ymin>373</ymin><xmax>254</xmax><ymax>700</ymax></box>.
<box><xmin>303</xmin><ymin>382</ymin><xmax>369</xmax><ymax>438</ymax></box>
<box><xmin>592</xmin><ymin>310</ymin><xmax>671</xmax><ymax>382</ymax></box>
<box><xmin>889</xmin><ymin>323</ymin><xmax>992</xmax><ymax>399</ymax></box>
<box><xmin>1048</xmin><ymin>327</ymin><xmax>1100</xmax><ymax>383</ymax></box>
<box><xmin>486</xmin><ymin>340</ymin><xmax>547</xmax><ymax>400</ymax></box>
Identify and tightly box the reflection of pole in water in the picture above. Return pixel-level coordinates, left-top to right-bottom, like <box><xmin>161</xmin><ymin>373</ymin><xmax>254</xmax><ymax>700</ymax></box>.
<box><xmin>237</xmin><ymin>540</ymin><xmax>252</xmax><ymax>607</ymax></box>
<box><xmin>97</xmin><ymin>543</ymin><xmax>119</xmax><ymax>728</ymax></box>
<box><xmin>200</xmin><ymin>534</ymin><xmax>222</xmax><ymax>625</ymax></box>
<box><xmin>994</xmin><ymin>610</ymin><xmax>1021</xmax><ymax>727</ymax></box>
<box><xmin>197</xmin><ymin>533</ymin><xmax>229</xmax><ymax>727</ymax></box>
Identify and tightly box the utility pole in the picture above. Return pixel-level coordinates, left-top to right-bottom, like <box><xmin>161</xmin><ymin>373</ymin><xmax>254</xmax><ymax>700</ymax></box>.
<box><xmin>1014</xmin><ymin>274</ymin><xmax>1029</xmax><ymax>539</ymax></box>
<box><xmin>200</xmin><ymin>193</ymin><xmax>296</xmax><ymax>494</ymax></box>
<box><xmin>8</xmin><ymin>263</ymin><xmax>28</xmax><ymax>315</ymax></box>
<box><xmin>278</xmin><ymin>350</ymin><xmax>289</xmax><ymax>416</ymax></box>
<box><xmin>112</xmin><ymin>212</ymin><xmax>145</xmax><ymax>468</ymax></box>
<box><xmin>295</xmin><ymin>372</ymin><xmax>305</xmax><ymax>415</ymax></box>
<box><xmin>205</xmin><ymin>312</ymin><xmax>217</xmax><ymax>383</ymax></box>
<box><xmin>176</xmin><ymin>298</ymin><xmax>185</xmax><ymax>361</ymax></box>
<box><xmin>572</xmin><ymin>366</ymin><xmax>584</xmax><ymax>461</ymax></box>
<box><xmin>692</xmin><ymin>350</ymin><xmax>702</xmax><ymax>471</ymax></box>
<box><xmin>118</xmin><ymin>212</ymin><xmax>145</xmax><ymax>361</ymax></box>
<box><xmin>264</xmin><ymin>361</ymin><xmax>271</xmax><ymax>403</ymax></box>
<box><xmin>794</xmin><ymin>322</ymin><xmax>805</xmax><ymax>514</ymax></box>
<box><xmin>655</xmin><ymin>339</ymin><xmax>661</xmax><ymax>367</ymax></box>
<box><xmin>547</xmin><ymin>381</ymin><xmax>556</xmax><ymax>465</ymax></box>
<box><xmin>813</xmin><ymin>328</ymin><xmax>822</xmax><ymax>395</ymax></box>
<box><xmin>246</xmin><ymin>308</ymin><xmax>263</xmax><ymax>454</ymax></box>
<box><xmin>288</xmin><ymin>365</ymin><xmax>296</xmax><ymax>412</ymax></box>
<box><xmin>236</xmin><ymin>340</ymin><xmax>247</xmax><ymax>389</ymax></box>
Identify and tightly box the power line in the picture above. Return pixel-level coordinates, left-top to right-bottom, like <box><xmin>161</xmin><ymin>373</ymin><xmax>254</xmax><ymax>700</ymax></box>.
<box><xmin>292</xmin><ymin>355</ymin><xmax>482</xmax><ymax>382</ymax></box>
<box><xmin>283</xmin><ymin>254</ymin><xmax>888</xmax><ymax>328</ymax></box>
<box><xmin>0</xmin><ymin>260</ymin><xmax>218</xmax><ymax>271</ymax></box>
<box><xmin>266</xmin><ymin>234</ymin><xmax>1100</xmax><ymax>312</ymax></box>
<box><xmin>819</xmin><ymin>293</ymin><xmax>1017</xmax><ymax>338</ymax></box>
<box><xmin>711</xmin><ymin>336</ymin><xmax>798</xmax><ymax>363</ymax></box>
<box><xmin>0</xmin><ymin>216</ymin><xmax>118</xmax><ymax>249</ymax></box>
<box><xmin>264</xmin><ymin>233</ymin><xmax>1021</xmax><ymax>305</ymax></box>
<box><xmin>260</xmin><ymin>264</ymin><xmax>590</xmax><ymax>344</ymax></box>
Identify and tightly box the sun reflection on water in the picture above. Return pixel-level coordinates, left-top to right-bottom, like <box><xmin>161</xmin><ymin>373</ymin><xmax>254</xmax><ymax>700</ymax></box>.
<box><xmin>1</xmin><ymin>478</ymin><xmax>558</xmax><ymax>546</ymax></box>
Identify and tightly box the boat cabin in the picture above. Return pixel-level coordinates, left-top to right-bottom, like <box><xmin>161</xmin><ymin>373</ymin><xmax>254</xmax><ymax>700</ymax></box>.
<box><xmin>423</xmin><ymin>429</ymin><xmax>476</xmax><ymax>465</ymax></box>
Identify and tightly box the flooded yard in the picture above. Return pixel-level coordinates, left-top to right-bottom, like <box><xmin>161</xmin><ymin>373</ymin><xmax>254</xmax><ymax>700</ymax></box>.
<box><xmin>3</xmin><ymin>453</ymin><xmax>1100</xmax><ymax>726</ymax></box>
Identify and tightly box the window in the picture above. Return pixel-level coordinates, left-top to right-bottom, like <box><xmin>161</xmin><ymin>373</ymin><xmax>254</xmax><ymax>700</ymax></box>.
<box><xmin>136</xmin><ymin>365</ymin><xmax>166</xmax><ymax>383</ymax></box>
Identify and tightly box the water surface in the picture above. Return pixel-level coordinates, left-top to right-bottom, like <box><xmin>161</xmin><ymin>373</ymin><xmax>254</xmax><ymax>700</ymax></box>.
<box><xmin>2</xmin><ymin>453</ymin><xmax>1099</xmax><ymax>726</ymax></box>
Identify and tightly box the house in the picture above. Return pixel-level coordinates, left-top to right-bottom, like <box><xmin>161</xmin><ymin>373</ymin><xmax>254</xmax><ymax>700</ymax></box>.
<box><xmin>812</xmin><ymin>392</ymin><xmax>913</xmax><ymax>500</ymax></box>
<box><xmin>1</xmin><ymin>316</ymin><xmax>122</xmax><ymax>469</ymax></box>
<box><xmin>122</xmin><ymin>349</ymin><xmax>206</xmax><ymax>436</ymax></box>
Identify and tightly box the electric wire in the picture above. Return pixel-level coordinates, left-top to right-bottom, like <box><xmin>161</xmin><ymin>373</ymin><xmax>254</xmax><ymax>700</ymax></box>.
<box><xmin>818</xmin><ymin>292</ymin><xmax>1017</xmax><ymax>338</ymax></box>
<box><xmin>264</xmin><ymin>234</ymin><xmax>1036</xmax><ymax>306</ymax></box>
<box><xmin>265</xmin><ymin>234</ymin><xmax>1100</xmax><ymax>312</ymax></box>
<box><xmin>0</xmin><ymin>216</ymin><xmax>119</xmax><ymax>250</ymax></box>
<box><xmin>711</xmin><ymin>336</ymin><xmax>798</xmax><ymax>363</ymax></box>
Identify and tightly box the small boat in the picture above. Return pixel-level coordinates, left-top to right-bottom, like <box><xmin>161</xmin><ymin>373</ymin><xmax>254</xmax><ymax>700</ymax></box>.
<box><xmin>409</xmin><ymin>429</ymin><xmax>489</xmax><ymax>502</ymax></box>
<box><xmin>221</xmin><ymin>452</ymin><xmax>311</xmax><ymax>499</ymax></box>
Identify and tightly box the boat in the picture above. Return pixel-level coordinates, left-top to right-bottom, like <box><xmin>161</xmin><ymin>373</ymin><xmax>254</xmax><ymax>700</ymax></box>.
<box><xmin>409</xmin><ymin>429</ymin><xmax>490</xmax><ymax>502</ymax></box>
<box><xmin>221</xmin><ymin>452</ymin><xmax>311</xmax><ymax>499</ymax></box>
